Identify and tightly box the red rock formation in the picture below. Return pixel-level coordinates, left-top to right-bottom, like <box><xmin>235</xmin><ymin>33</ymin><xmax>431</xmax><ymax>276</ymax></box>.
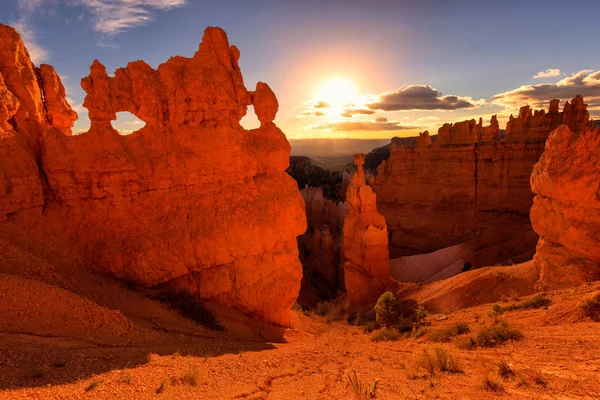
<box><xmin>298</xmin><ymin>186</ymin><xmax>348</xmax><ymax>303</ymax></box>
<box><xmin>530</xmin><ymin>121</ymin><xmax>600</xmax><ymax>289</ymax></box>
<box><xmin>343</xmin><ymin>154</ymin><xmax>392</xmax><ymax>306</ymax></box>
<box><xmin>374</xmin><ymin>97</ymin><xmax>592</xmax><ymax>257</ymax></box>
<box><xmin>0</xmin><ymin>24</ymin><xmax>77</xmax><ymax>220</ymax></box>
<box><xmin>0</xmin><ymin>24</ymin><xmax>306</xmax><ymax>326</ymax></box>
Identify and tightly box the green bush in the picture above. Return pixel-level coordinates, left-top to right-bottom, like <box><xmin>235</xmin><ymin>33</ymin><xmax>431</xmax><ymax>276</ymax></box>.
<box><xmin>579</xmin><ymin>292</ymin><xmax>600</xmax><ymax>321</ymax></box>
<box><xmin>413</xmin><ymin>305</ymin><xmax>429</xmax><ymax>327</ymax></box>
<box><xmin>375</xmin><ymin>292</ymin><xmax>402</xmax><ymax>328</ymax></box>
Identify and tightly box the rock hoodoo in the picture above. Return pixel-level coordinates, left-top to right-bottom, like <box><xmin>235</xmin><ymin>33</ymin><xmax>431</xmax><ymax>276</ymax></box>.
<box><xmin>530</xmin><ymin>120</ymin><xmax>600</xmax><ymax>289</ymax></box>
<box><xmin>374</xmin><ymin>97</ymin><xmax>593</xmax><ymax>257</ymax></box>
<box><xmin>0</xmin><ymin>24</ymin><xmax>306</xmax><ymax>326</ymax></box>
<box><xmin>343</xmin><ymin>154</ymin><xmax>393</xmax><ymax>306</ymax></box>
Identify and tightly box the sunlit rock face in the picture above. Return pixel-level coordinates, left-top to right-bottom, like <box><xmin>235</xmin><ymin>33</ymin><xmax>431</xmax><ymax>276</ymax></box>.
<box><xmin>374</xmin><ymin>97</ymin><xmax>593</xmax><ymax>257</ymax></box>
<box><xmin>343</xmin><ymin>154</ymin><xmax>392</xmax><ymax>306</ymax></box>
<box><xmin>0</xmin><ymin>24</ymin><xmax>77</xmax><ymax>220</ymax></box>
<box><xmin>0</xmin><ymin>23</ymin><xmax>306</xmax><ymax>326</ymax></box>
<box><xmin>530</xmin><ymin>108</ymin><xmax>599</xmax><ymax>289</ymax></box>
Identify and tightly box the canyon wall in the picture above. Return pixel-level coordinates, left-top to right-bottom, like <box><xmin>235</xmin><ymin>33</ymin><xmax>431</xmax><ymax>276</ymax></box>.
<box><xmin>374</xmin><ymin>97</ymin><xmax>592</xmax><ymax>257</ymax></box>
<box><xmin>531</xmin><ymin>123</ymin><xmax>600</xmax><ymax>289</ymax></box>
<box><xmin>297</xmin><ymin>186</ymin><xmax>348</xmax><ymax>304</ymax></box>
<box><xmin>343</xmin><ymin>154</ymin><xmax>393</xmax><ymax>306</ymax></box>
<box><xmin>0</xmin><ymin>24</ymin><xmax>305</xmax><ymax>326</ymax></box>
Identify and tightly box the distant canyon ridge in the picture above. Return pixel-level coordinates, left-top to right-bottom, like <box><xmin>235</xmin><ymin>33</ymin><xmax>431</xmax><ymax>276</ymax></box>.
<box><xmin>0</xmin><ymin>22</ymin><xmax>598</xmax><ymax>328</ymax></box>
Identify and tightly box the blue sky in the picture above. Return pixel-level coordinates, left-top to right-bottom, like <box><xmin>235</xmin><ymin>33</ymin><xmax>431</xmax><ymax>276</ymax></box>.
<box><xmin>2</xmin><ymin>0</ymin><xmax>599</xmax><ymax>139</ymax></box>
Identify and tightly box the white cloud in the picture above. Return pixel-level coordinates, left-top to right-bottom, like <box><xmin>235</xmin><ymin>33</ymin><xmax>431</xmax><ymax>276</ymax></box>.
<box><xmin>16</xmin><ymin>1</ymin><xmax>187</xmax><ymax>45</ymax></box>
<box><xmin>10</xmin><ymin>18</ymin><xmax>49</xmax><ymax>63</ymax></box>
<box><xmin>493</xmin><ymin>69</ymin><xmax>600</xmax><ymax>108</ymax></box>
<box><xmin>417</xmin><ymin>116</ymin><xmax>439</xmax><ymax>121</ymax></box>
<box><xmin>72</xmin><ymin>0</ymin><xmax>187</xmax><ymax>35</ymax></box>
<box><xmin>17</xmin><ymin>0</ymin><xmax>50</xmax><ymax>13</ymax></box>
<box><xmin>533</xmin><ymin>68</ymin><xmax>561</xmax><ymax>79</ymax></box>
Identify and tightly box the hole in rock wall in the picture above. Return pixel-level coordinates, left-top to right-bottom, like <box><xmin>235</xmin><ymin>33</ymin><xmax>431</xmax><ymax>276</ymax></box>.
<box><xmin>111</xmin><ymin>112</ymin><xmax>146</xmax><ymax>135</ymax></box>
<box><xmin>240</xmin><ymin>105</ymin><xmax>261</xmax><ymax>130</ymax></box>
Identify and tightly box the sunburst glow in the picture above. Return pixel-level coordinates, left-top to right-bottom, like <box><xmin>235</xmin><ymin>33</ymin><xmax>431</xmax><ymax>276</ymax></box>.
<box><xmin>314</xmin><ymin>77</ymin><xmax>358</xmax><ymax>106</ymax></box>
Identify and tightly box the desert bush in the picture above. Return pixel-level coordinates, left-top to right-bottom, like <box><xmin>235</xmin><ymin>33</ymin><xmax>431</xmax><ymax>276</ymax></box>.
<box><xmin>497</xmin><ymin>360</ymin><xmax>515</xmax><ymax>380</ymax></box>
<box><xmin>413</xmin><ymin>305</ymin><xmax>429</xmax><ymax>327</ymax></box>
<box><xmin>181</xmin><ymin>365</ymin><xmax>202</xmax><ymax>386</ymax></box>
<box><xmin>482</xmin><ymin>376</ymin><xmax>504</xmax><ymax>392</ymax></box>
<box><xmin>474</xmin><ymin>321</ymin><xmax>524</xmax><ymax>347</ymax></box>
<box><xmin>488</xmin><ymin>304</ymin><xmax>504</xmax><ymax>323</ymax></box>
<box><xmin>504</xmin><ymin>294</ymin><xmax>551</xmax><ymax>311</ymax></box>
<box><xmin>362</xmin><ymin>320</ymin><xmax>380</xmax><ymax>333</ymax></box>
<box><xmin>348</xmin><ymin>369</ymin><xmax>378</xmax><ymax>399</ymax></box>
<box><xmin>456</xmin><ymin>336</ymin><xmax>477</xmax><ymax>350</ymax></box>
<box><xmin>579</xmin><ymin>292</ymin><xmax>600</xmax><ymax>321</ymax></box>
<box><xmin>415</xmin><ymin>347</ymin><xmax>462</xmax><ymax>376</ymax></box>
<box><xmin>429</xmin><ymin>322</ymin><xmax>470</xmax><ymax>342</ymax></box>
<box><xmin>371</xmin><ymin>328</ymin><xmax>401</xmax><ymax>342</ymax></box>
<box><xmin>375</xmin><ymin>292</ymin><xmax>402</xmax><ymax>328</ymax></box>
<box><xmin>153</xmin><ymin>291</ymin><xmax>223</xmax><ymax>331</ymax></box>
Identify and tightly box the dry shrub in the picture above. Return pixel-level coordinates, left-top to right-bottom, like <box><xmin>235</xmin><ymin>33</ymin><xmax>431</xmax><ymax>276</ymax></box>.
<box><xmin>473</xmin><ymin>321</ymin><xmax>524</xmax><ymax>347</ymax></box>
<box><xmin>181</xmin><ymin>365</ymin><xmax>202</xmax><ymax>386</ymax></box>
<box><xmin>371</xmin><ymin>328</ymin><xmax>401</xmax><ymax>342</ymax></box>
<box><xmin>504</xmin><ymin>294</ymin><xmax>551</xmax><ymax>311</ymax></box>
<box><xmin>497</xmin><ymin>360</ymin><xmax>515</xmax><ymax>380</ymax></box>
<box><xmin>415</xmin><ymin>347</ymin><xmax>462</xmax><ymax>376</ymax></box>
<box><xmin>348</xmin><ymin>369</ymin><xmax>378</xmax><ymax>399</ymax></box>
<box><xmin>428</xmin><ymin>322</ymin><xmax>470</xmax><ymax>342</ymax></box>
<box><xmin>482</xmin><ymin>376</ymin><xmax>504</xmax><ymax>392</ymax></box>
<box><xmin>362</xmin><ymin>320</ymin><xmax>380</xmax><ymax>334</ymax></box>
<box><xmin>579</xmin><ymin>292</ymin><xmax>600</xmax><ymax>321</ymax></box>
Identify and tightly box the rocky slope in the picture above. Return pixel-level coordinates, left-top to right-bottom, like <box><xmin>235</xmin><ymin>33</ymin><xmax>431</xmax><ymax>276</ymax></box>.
<box><xmin>0</xmin><ymin>24</ymin><xmax>305</xmax><ymax>326</ymax></box>
<box><xmin>374</xmin><ymin>98</ymin><xmax>593</xmax><ymax>257</ymax></box>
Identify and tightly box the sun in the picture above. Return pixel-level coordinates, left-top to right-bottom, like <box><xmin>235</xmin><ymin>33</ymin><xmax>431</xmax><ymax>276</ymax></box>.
<box><xmin>314</xmin><ymin>77</ymin><xmax>358</xmax><ymax>107</ymax></box>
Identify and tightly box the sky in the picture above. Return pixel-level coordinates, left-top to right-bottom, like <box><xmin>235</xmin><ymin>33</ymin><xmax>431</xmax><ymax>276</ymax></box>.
<box><xmin>1</xmin><ymin>0</ymin><xmax>600</xmax><ymax>141</ymax></box>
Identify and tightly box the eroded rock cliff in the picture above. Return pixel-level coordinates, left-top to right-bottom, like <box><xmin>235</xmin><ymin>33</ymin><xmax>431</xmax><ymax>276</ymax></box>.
<box><xmin>374</xmin><ymin>97</ymin><xmax>593</xmax><ymax>257</ymax></box>
<box><xmin>531</xmin><ymin>122</ymin><xmax>600</xmax><ymax>289</ymax></box>
<box><xmin>0</xmin><ymin>24</ymin><xmax>305</xmax><ymax>326</ymax></box>
<box><xmin>297</xmin><ymin>186</ymin><xmax>348</xmax><ymax>304</ymax></box>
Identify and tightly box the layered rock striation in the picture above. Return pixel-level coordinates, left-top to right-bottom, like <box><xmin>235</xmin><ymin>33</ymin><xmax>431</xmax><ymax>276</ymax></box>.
<box><xmin>343</xmin><ymin>154</ymin><xmax>392</xmax><ymax>306</ymax></box>
<box><xmin>374</xmin><ymin>97</ymin><xmax>593</xmax><ymax>257</ymax></box>
<box><xmin>530</xmin><ymin>121</ymin><xmax>600</xmax><ymax>289</ymax></box>
<box><xmin>0</xmin><ymin>24</ymin><xmax>305</xmax><ymax>325</ymax></box>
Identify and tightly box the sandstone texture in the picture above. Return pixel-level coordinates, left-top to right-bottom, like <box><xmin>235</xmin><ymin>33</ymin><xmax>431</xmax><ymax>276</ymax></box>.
<box><xmin>530</xmin><ymin>120</ymin><xmax>600</xmax><ymax>289</ymax></box>
<box><xmin>343</xmin><ymin>154</ymin><xmax>393</xmax><ymax>306</ymax></box>
<box><xmin>0</xmin><ymin>24</ymin><xmax>305</xmax><ymax>326</ymax></box>
<box><xmin>374</xmin><ymin>97</ymin><xmax>593</xmax><ymax>257</ymax></box>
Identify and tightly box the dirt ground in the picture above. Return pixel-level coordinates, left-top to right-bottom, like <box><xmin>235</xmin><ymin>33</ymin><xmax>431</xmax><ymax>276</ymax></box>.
<box><xmin>1</xmin><ymin>281</ymin><xmax>599</xmax><ymax>400</ymax></box>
